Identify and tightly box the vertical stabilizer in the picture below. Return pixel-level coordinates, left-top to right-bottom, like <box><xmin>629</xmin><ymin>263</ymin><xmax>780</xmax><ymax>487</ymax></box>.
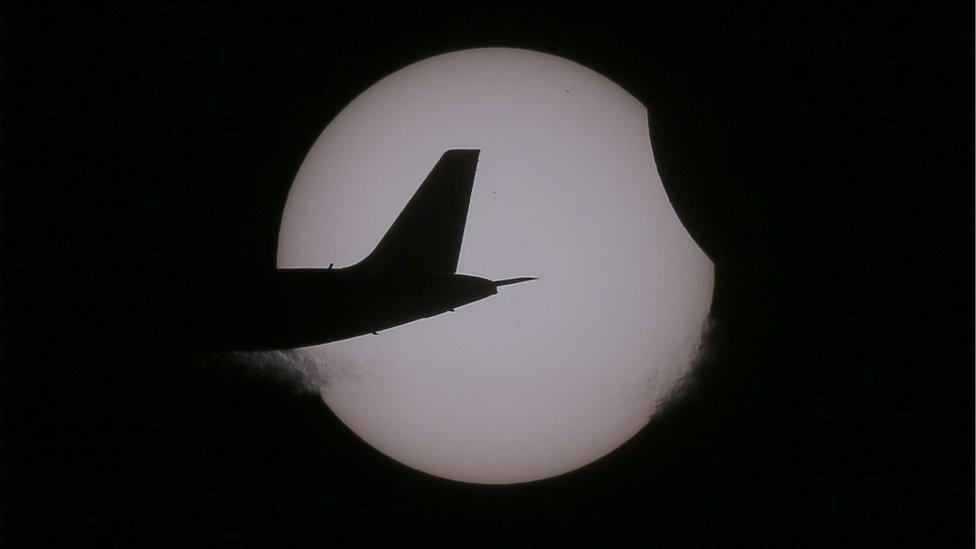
<box><xmin>357</xmin><ymin>149</ymin><xmax>480</xmax><ymax>274</ymax></box>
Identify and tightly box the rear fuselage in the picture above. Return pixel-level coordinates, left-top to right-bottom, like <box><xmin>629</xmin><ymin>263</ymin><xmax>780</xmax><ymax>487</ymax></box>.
<box><xmin>187</xmin><ymin>149</ymin><xmax>534</xmax><ymax>353</ymax></box>
<box><xmin>221</xmin><ymin>266</ymin><xmax>498</xmax><ymax>351</ymax></box>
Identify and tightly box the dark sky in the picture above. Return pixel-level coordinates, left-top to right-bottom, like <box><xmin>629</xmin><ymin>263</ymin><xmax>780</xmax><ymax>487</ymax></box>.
<box><xmin>3</xmin><ymin>1</ymin><xmax>973</xmax><ymax>545</ymax></box>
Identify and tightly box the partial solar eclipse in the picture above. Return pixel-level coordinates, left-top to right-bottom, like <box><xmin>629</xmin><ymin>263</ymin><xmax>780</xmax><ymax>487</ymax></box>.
<box><xmin>275</xmin><ymin>48</ymin><xmax>713</xmax><ymax>484</ymax></box>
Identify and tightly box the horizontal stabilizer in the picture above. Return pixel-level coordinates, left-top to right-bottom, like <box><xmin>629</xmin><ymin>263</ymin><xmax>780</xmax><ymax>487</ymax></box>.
<box><xmin>493</xmin><ymin>277</ymin><xmax>537</xmax><ymax>288</ymax></box>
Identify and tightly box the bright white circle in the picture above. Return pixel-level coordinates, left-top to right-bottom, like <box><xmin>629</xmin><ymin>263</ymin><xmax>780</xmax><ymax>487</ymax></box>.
<box><xmin>277</xmin><ymin>48</ymin><xmax>713</xmax><ymax>484</ymax></box>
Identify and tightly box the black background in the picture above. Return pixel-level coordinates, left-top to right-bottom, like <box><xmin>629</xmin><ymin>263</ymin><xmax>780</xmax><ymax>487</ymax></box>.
<box><xmin>4</xmin><ymin>1</ymin><xmax>973</xmax><ymax>545</ymax></box>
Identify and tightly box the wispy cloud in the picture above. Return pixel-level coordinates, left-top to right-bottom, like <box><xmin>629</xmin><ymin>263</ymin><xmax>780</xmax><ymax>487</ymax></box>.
<box><xmin>222</xmin><ymin>348</ymin><xmax>363</xmax><ymax>395</ymax></box>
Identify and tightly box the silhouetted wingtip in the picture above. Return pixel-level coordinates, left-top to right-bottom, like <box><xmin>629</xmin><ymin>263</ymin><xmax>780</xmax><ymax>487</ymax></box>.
<box><xmin>493</xmin><ymin>276</ymin><xmax>538</xmax><ymax>288</ymax></box>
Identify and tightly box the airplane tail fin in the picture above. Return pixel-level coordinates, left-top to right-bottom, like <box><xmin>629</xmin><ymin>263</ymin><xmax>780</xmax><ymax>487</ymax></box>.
<box><xmin>358</xmin><ymin>149</ymin><xmax>480</xmax><ymax>274</ymax></box>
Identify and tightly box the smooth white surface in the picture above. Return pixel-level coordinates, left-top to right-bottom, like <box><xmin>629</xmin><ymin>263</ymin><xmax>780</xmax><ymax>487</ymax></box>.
<box><xmin>276</xmin><ymin>48</ymin><xmax>713</xmax><ymax>484</ymax></box>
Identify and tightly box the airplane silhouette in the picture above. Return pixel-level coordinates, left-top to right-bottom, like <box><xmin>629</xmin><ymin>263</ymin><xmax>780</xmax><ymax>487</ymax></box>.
<box><xmin>203</xmin><ymin>149</ymin><xmax>535</xmax><ymax>352</ymax></box>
